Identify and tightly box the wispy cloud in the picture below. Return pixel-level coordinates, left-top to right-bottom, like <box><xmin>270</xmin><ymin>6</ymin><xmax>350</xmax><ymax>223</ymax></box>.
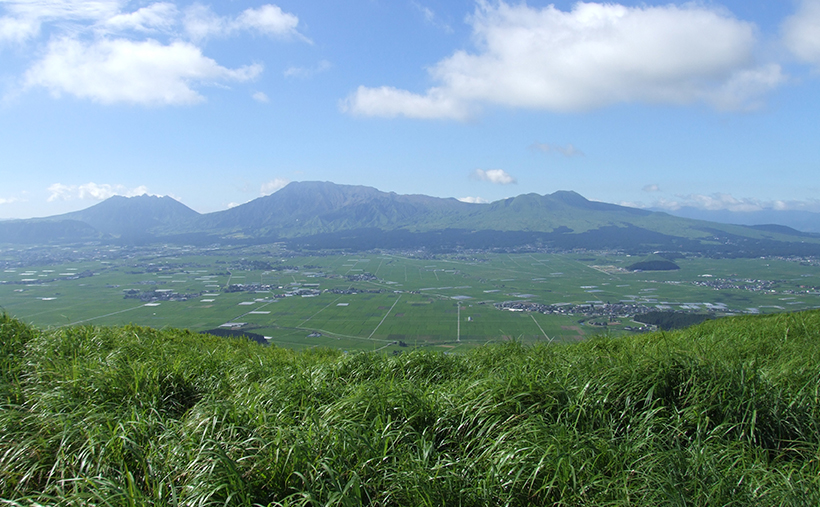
<box><xmin>471</xmin><ymin>169</ymin><xmax>516</xmax><ymax>185</ymax></box>
<box><xmin>183</xmin><ymin>4</ymin><xmax>308</xmax><ymax>43</ymax></box>
<box><xmin>529</xmin><ymin>142</ymin><xmax>584</xmax><ymax>157</ymax></box>
<box><xmin>102</xmin><ymin>3</ymin><xmax>179</xmax><ymax>34</ymax></box>
<box><xmin>261</xmin><ymin>178</ymin><xmax>290</xmax><ymax>195</ymax></box>
<box><xmin>47</xmin><ymin>182</ymin><xmax>150</xmax><ymax>202</ymax></box>
<box><xmin>647</xmin><ymin>193</ymin><xmax>820</xmax><ymax>212</ymax></box>
<box><xmin>643</xmin><ymin>184</ymin><xmax>661</xmax><ymax>192</ymax></box>
<box><xmin>411</xmin><ymin>2</ymin><xmax>452</xmax><ymax>33</ymax></box>
<box><xmin>284</xmin><ymin>60</ymin><xmax>331</xmax><ymax>79</ymax></box>
<box><xmin>252</xmin><ymin>91</ymin><xmax>270</xmax><ymax>103</ymax></box>
<box><xmin>344</xmin><ymin>1</ymin><xmax>784</xmax><ymax>119</ymax></box>
<box><xmin>458</xmin><ymin>196</ymin><xmax>488</xmax><ymax>204</ymax></box>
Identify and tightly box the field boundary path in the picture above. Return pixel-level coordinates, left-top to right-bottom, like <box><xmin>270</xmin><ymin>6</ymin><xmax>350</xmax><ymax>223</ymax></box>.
<box><xmin>368</xmin><ymin>295</ymin><xmax>402</xmax><ymax>339</ymax></box>
<box><xmin>59</xmin><ymin>304</ymin><xmax>148</xmax><ymax>328</ymax></box>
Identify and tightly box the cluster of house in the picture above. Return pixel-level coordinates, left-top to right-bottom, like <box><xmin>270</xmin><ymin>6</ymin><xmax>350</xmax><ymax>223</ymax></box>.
<box><xmin>494</xmin><ymin>300</ymin><xmax>654</xmax><ymax>319</ymax></box>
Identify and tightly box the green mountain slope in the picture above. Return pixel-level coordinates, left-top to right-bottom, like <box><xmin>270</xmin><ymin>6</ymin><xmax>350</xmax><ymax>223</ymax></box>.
<box><xmin>194</xmin><ymin>181</ymin><xmax>469</xmax><ymax>237</ymax></box>
<box><xmin>4</xmin><ymin>182</ymin><xmax>819</xmax><ymax>255</ymax></box>
<box><xmin>2</xmin><ymin>311</ymin><xmax>819</xmax><ymax>505</ymax></box>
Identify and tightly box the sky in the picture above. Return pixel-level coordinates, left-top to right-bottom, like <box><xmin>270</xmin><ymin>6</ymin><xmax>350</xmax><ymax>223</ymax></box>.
<box><xmin>1</xmin><ymin>0</ymin><xmax>819</xmax><ymax>219</ymax></box>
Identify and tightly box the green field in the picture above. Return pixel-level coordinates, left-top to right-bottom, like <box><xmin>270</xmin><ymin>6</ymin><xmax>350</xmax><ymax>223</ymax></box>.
<box><xmin>2</xmin><ymin>244</ymin><xmax>819</xmax><ymax>351</ymax></box>
<box><xmin>2</xmin><ymin>310</ymin><xmax>819</xmax><ymax>505</ymax></box>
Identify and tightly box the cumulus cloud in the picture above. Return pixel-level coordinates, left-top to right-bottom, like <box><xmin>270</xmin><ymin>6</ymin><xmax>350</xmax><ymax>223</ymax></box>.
<box><xmin>47</xmin><ymin>182</ymin><xmax>150</xmax><ymax>202</ymax></box>
<box><xmin>0</xmin><ymin>196</ymin><xmax>23</xmax><ymax>205</ymax></box>
<box><xmin>344</xmin><ymin>1</ymin><xmax>784</xmax><ymax>119</ymax></box>
<box><xmin>471</xmin><ymin>168</ymin><xmax>516</xmax><ymax>185</ymax></box>
<box><xmin>4</xmin><ymin>2</ymin><xmax>305</xmax><ymax>105</ymax></box>
<box><xmin>25</xmin><ymin>37</ymin><xmax>261</xmax><ymax>105</ymax></box>
<box><xmin>261</xmin><ymin>178</ymin><xmax>290</xmax><ymax>195</ymax></box>
<box><xmin>530</xmin><ymin>142</ymin><xmax>584</xmax><ymax>157</ymax></box>
<box><xmin>643</xmin><ymin>184</ymin><xmax>661</xmax><ymax>192</ymax></box>
<box><xmin>782</xmin><ymin>0</ymin><xmax>820</xmax><ymax>67</ymax></box>
<box><xmin>237</xmin><ymin>4</ymin><xmax>303</xmax><ymax>39</ymax></box>
<box><xmin>458</xmin><ymin>196</ymin><xmax>489</xmax><ymax>204</ymax></box>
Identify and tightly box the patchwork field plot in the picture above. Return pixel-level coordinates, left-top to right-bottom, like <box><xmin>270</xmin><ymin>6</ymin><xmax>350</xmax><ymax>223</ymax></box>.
<box><xmin>2</xmin><ymin>244</ymin><xmax>819</xmax><ymax>352</ymax></box>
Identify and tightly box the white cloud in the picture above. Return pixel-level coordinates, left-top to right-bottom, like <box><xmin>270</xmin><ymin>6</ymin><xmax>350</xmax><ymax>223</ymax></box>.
<box><xmin>284</xmin><ymin>59</ymin><xmax>331</xmax><ymax>79</ymax></box>
<box><xmin>783</xmin><ymin>0</ymin><xmax>820</xmax><ymax>67</ymax></box>
<box><xmin>458</xmin><ymin>196</ymin><xmax>488</xmax><ymax>204</ymax></box>
<box><xmin>341</xmin><ymin>85</ymin><xmax>471</xmax><ymax>120</ymax></box>
<box><xmin>184</xmin><ymin>3</ymin><xmax>305</xmax><ymax>42</ymax></box>
<box><xmin>411</xmin><ymin>2</ymin><xmax>453</xmax><ymax>33</ymax></box>
<box><xmin>25</xmin><ymin>37</ymin><xmax>262</xmax><ymax>105</ymax></box>
<box><xmin>102</xmin><ymin>2</ymin><xmax>179</xmax><ymax>33</ymax></box>
<box><xmin>236</xmin><ymin>4</ymin><xmax>302</xmax><ymax>39</ymax></box>
<box><xmin>182</xmin><ymin>4</ymin><xmax>225</xmax><ymax>41</ymax></box>
<box><xmin>47</xmin><ymin>182</ymin><xmax>150</xmax><ymax>202</ymax></box>
<box><xmin>3</xmin><ymin>2</ymin><xmax>305</xmax><ymax>105</ymax></box>
<box><xmin>0</xmin><ymin>15</ymin><xmax>39</xmax><ymax>43</ymax></box>
<box><xmin>530</xmin><ymin>142</ymin><xmax>583</xmax><ymax>157</ymax></box>
<box><xmin>252</xmin><ymin>91</ymin><xmax>269</xmax><ymax>103</ymax></box>
<box><xmin>1</xmin><ymin>0</ymin><xmax>121</xmax><ymax>22</ymax></box>
<box><xmin>0</xmin><ymin>196</ymin><xmax>22</xmax><ymax>205</ymax></box>
<box><xmin>261</xmin><ymin>178</ymin><xmax>290</xmax><ymax>195</ymax></box>
<box><xmin>345</xmin><ymin>1</ymin><xmax>783</xmax><ymax>119</ymax></box>
<box><xmin>643</xmin><ymin>184</ymin><xmax>661</xmax><ymax>192</ymax></box>
<box><xmin>646</xmin><ymin>193</ymin><xmax>820</xmax><ymax>213</ymax></box>
<box><xmin>471</xmin><ymin>168</ymin><xmax>516</xmax><ymax>185</ymax></box>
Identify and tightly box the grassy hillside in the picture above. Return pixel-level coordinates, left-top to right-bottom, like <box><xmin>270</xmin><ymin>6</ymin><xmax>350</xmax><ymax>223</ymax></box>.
<box><xmin>2</xmin><ymin>312</ymin><xmax>819</xmax><ymax>506</ymax></box>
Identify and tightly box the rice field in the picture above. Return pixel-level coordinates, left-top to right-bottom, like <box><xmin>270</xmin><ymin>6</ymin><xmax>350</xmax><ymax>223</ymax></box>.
<box><xmin>1</xmin><ymin>245</ymin><xmax>819</xmax><ymax>351</ymax></box>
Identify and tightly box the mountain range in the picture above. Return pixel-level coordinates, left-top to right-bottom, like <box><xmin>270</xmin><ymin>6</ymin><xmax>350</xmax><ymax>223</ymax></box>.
<box><xmin>656</xmin><ymin>207</ymin><xmax>820</xmax><ymax>234</ymax></box>
<box><xmin>2</xmin><ymin>181</ymin><xmax>819</xmax><ymax>256</ymax></box>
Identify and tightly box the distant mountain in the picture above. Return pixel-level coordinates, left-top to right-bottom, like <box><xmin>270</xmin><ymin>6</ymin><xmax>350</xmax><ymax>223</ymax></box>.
<box><xmin>56</xmin><ymin>194</ymin><xmax>200</xmax><ymax>237</ymax></box>
<box><xmin>3</xmin><ymin>182</ymin><xmax>820</xmax><ymax>257</ymax></box>
<box><xmin>194</xmin><ymin>181</ymin><xmax>466</xmax><ymax>237</ymax></box>
<box><xmin>0</xmin><ymin>219</ymin><xmax>104</xmax><ymax>244</ymax></box>
<box><xmin>654</xmin><ymin>207</ymin><xmax>820</xmax><ymax>234</ymax></box>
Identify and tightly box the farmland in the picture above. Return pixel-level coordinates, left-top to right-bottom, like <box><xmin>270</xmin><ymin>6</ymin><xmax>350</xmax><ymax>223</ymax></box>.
<box><xmin>1</xmin><ymin>243</ymin><xmax>819</xmax><ymax>352</ymax></box>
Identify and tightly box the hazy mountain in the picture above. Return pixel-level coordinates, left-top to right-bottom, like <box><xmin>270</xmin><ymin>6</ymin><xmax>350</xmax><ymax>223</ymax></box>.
<box><xmin>3</xmin><ymin>182</ymin><xmax>820</xmax><ymax>256</ymax></box>
<box><xmin>0</xmin><ymin>219</ymin><xmax>104</xmax><ymax>244</ymax></box>
<box><xmin>56</xmin><ymin>194</ymin><xmax>200</xmax><ymax>237</ymax></box>
<box><xmin>656</xmin><ymin>207</ymin><xmax>820</xmax><ymax>234</ymax></box>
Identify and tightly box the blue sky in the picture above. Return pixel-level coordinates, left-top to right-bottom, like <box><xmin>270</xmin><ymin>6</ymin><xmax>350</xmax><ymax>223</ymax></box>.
<box><xmin>1</xmin><ymin>0</ymin><xmax>819</xmax><ymax>219</ymax></box>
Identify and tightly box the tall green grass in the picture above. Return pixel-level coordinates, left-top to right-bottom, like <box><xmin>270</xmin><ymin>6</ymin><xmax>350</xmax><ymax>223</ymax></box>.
<box><xmin>1</xmin><ymin>311</ymin><xmax>819</xmax><ymax>505</ymax></box>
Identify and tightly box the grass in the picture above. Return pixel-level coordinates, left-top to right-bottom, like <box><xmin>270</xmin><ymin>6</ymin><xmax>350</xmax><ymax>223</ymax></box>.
<box><xmin>1</xmin><ymin>310</ymin><xmax>820</xmax><ymax>505</ymax></box>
